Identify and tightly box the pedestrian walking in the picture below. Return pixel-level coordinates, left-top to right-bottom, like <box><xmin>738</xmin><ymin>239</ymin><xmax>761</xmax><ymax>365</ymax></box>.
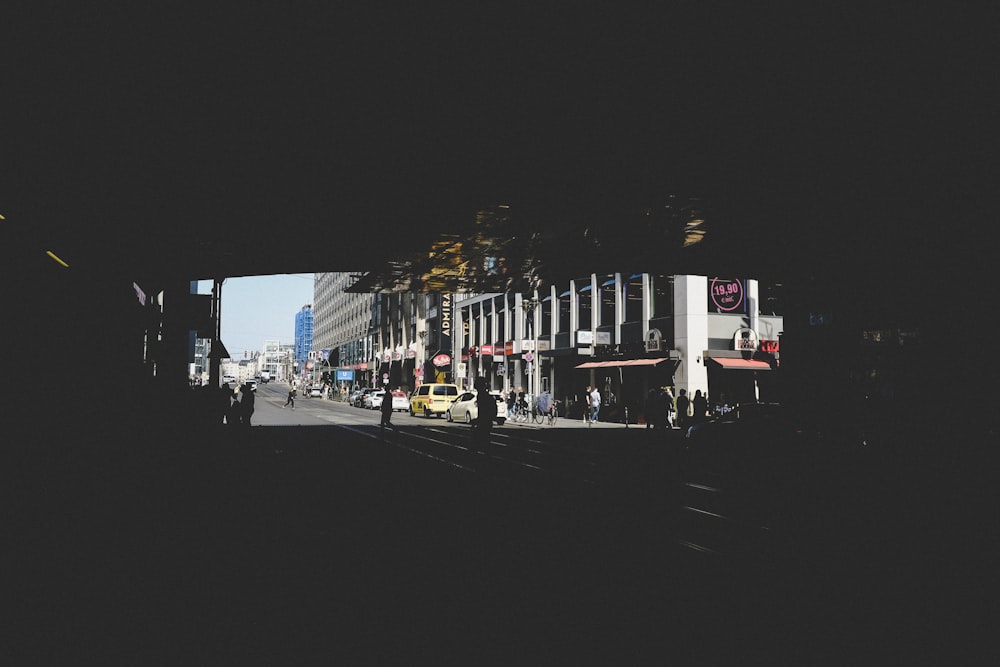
<box><xmin>507</xmin><ymin>387</ymin><xmax>517</xmax><ymax>420</ymax></box>
<box><xmin>589</xmin><ymin>385</ymin><xmax>602</xmax><ymax>423</ymax></box>
<box><xmin>664</xmin><ymin>387</ymin><xmax>676</xmax><ymax>428</ymax></box>
<box><xmin>675</xmin><ymin>389</ymin><xmax>690</xmax><ymax>431</ymax></box>
<box><xmin>226</xmin><ymin>393</ymin><xmax>242</xmax><ymax>428</ymax></box>
<box><xmin>284</xmin><ymin>385</ymin><xmax>296</xmax><ymax>409</ymax></box>
<box><xmin>216</xmin><ymin>384</ymin><xmax>232</xmax><ymax>426</ymax></box>
<box><xmin>240</xmin><ymin>382</ymin><xmax>255</xmax><ymax>427</ymax></box>
<box><xmin>472</xmin><ymin>376</ymin><xmax>497</xmax><ymax>454</ymax></box>
<box><xmin>692</xmin><ymin>389</ymin><xmax>708</xmax><ymax>424</ymax></box>
<box><xmin>380</xmin><ymin>385</ymin><xmax>394</xmax><ymax>433</ymax></box>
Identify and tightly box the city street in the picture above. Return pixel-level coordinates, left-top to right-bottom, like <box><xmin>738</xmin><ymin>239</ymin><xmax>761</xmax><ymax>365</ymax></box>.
<box><xmin>6</xmin><ymin>385</ymin><xmax>991</xmax><ymax>663</ymax></box>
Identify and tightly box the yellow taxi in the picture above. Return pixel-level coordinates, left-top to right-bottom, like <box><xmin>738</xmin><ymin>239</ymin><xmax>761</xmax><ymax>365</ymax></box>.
<box><xmin>408</xmin><ymin>383</ymin><xmax>460</xmax><ymax>417</ymax></box>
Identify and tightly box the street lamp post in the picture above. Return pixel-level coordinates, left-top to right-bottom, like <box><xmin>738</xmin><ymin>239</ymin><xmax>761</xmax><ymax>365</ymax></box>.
<box><xmin>521</xmin><ymin>296</ymin><xmax>539</xmax><ymax>403</ymax></box>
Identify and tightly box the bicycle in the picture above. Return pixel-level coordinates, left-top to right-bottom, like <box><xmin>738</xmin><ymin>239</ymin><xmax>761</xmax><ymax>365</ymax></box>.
<box><xmin>513</xmin><ymin>399</ymin><xmax>530</xmax><ymax>423</ymax></box>
<box><xmin>531</xmin><ymin>398</ymin><xmax>545</xmax><ymax>425</ymax></box>
<box><xmin>547</xmin><ymin>400</ymin><xmax>559</xmax><ymax>426</ymax></box>
<box><xmin>533</xmin><ymin>400</ymin><xmax>558</xmax><ymax>426</ymax></box>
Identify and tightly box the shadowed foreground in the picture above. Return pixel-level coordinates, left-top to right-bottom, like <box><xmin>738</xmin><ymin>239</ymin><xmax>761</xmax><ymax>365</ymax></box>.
<box><xmin>6</xmin><ymin>413</ymin><xmax>993</xmax><ymax>663</ymax></box>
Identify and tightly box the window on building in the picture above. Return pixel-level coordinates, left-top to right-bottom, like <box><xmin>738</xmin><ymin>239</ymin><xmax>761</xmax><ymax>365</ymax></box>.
<box><xmin>624</xmin><ymin>274</ymin><xmax>643</xmax><ymax>322</ymax></box>
<box><xmin>651</xmin><ymin>274</ymin><xmax>673</xmax><ymax>318</ymax></box>
<box><xmin>600</xmin><ymin>276</ymin><xmax>616</xmax><ymax>326</ymax></box>
<box><xmin>578</xmin><ymin>282</ymin><xmax>593</xmax><ymax>330</ymax></box>
<box><xmin>496</xmin><ymin>305</ymin><xmax>506</xmax><ymax>345</ymax></box>
<box><xmin>558</xmin><ymin>290</ymin><xmax>571</xmax><ymax>332</ymax></box>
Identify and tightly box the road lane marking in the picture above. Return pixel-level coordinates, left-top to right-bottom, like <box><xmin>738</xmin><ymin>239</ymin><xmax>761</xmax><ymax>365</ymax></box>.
<box><xmin>677</xmin><ymin>539</ymin><xmax>718</xmax><ymax>554</ymax></box>
<box><xmin>682</xmin><ymin>505</ymin><xmax>731</xmax><ymax>521</ymax></box>
<box><xmin>684</xmin><ymin>482</ymin><xmax>722</xmax><ymax>493</ymax></box>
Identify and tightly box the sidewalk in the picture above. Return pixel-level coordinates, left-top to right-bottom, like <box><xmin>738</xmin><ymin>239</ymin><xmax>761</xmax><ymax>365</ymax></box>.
<box><xmin>503</xmin><ymin>412</ymin><xmax>684</xmax><ymax>431</ymax></box>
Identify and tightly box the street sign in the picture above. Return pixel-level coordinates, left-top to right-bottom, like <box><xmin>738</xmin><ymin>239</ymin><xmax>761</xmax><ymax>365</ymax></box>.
<box><xmin>524</xmin><ymin>352</ymin><xmax>534</xmax><ymax>362</ymax></box>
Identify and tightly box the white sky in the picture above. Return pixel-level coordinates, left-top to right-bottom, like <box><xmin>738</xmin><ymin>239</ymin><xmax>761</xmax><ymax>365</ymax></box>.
<box><xmin>198</xmin><ymin>274</ymin><xmax>314</xmax><ymax>359</ymax></box>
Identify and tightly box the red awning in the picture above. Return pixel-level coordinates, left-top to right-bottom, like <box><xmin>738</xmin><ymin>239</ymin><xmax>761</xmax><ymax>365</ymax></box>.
<box><xmin>574</xmin><ymin>358</ymin><xmax>673</xmax><ymax>369</ymax></box>
<box><xmin>622</xmin><ymin>358</ymin><xmax>669</xmax><ymax>366</ymax></box>
<box><xmin>709</xmin><ymin>357</ymin><xmax>772</xmax><ymax>370</ymax></box>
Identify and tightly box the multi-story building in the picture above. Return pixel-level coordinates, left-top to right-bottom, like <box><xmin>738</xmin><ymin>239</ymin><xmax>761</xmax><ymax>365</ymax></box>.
<box><xmin>312</xmin><ymin>272</ymin><xmax>455</xmax><ymax>394</ymax></box>
<box><xmin>260</xmin><ymin>339</ymin><xmax>294</xmax><ymax>382</ymax></box>
<box><xmin>454</xmin><ymin>274</ymin><xmax>783</xmax><ymax>423</ymax></box>
<box><xmin>294</xmin><ymin>304</ymin><xmax>313</xmax><ymax>378</ymax></box>
<box><xmin>313</xmin><ymin>272</ymin><xmax>373</xmax><ymax>391</ymax></box>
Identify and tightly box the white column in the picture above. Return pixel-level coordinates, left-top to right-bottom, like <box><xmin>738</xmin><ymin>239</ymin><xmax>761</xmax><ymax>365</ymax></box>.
<box><xmin>590</xmin><ymin>273</ymin><xmax>599</xmax><ymax>337</ymax></box>
<box><xmin>747</xmin><ymin>278</ymin><xmax>760</xmax><ymax>335</ymax></box>
<box><xmin>642</xmin><ymin>273</ymin><xmax>653</xmax><ymax>336</ymax></box>
<box><xmin>569</xmin><ymin>280</ymin><xmax>579</xmax><ymax>334</ymax></box>
<box><xmin>673</xmin><ymin>275</ymin><xmax>709</xmax><ymax>397</ymax></box>
<box><xmin>613</xmin><ymin>272</ymin><xmax>623</xmax><ymax>345</ymax></box>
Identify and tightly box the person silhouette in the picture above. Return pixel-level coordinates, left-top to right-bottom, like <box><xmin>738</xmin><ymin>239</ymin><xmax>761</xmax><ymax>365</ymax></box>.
<box><xmin>380</xmin><ymin>384</ymin><xmax>394</xmax><ymax>434</ymax></box>
<box><xmin>692</xmin><ymin>389</ymin><xmax>708</xmax><ymax>425</ymax></box>
<box><xmin>226</xmin><ymin>393</ymin><xmax>242</xmax><ymax>428</ymax></box>
<box><xmin>472</xmin><ymin>376</ymin><xmax>497</xmax><ymax>455</ymax></box>
<box><xmin>676</xmin><ymin>389</ymin><xmax>690</xmax><ymax>431</ymax></box>
<box><xmin>240</xmin><ymin>383</ymin><xmax>256</xmax><ymax>427</ymax></box>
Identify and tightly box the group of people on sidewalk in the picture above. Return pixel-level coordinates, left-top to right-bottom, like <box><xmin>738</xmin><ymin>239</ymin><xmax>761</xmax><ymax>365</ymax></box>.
<box><xmin>580</xmin><ymin>386</ymin><xmax>602</xmax><ymax>423</ymax></box>
<box><xmin>642</xmin><ymin>386</ymin><xmax>711</xmax><ymax>430</ymax></box>
<box><xmin>224</xmin><ymin>382</ymin><xmax>256</xmax><ymax>427</ymax></box>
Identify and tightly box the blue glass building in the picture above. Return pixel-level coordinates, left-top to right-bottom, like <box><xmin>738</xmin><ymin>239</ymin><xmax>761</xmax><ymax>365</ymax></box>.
<box><xmin>294</xmin><ymin>304</ymin><xmax>313</xmax><ymax>377</ymax></box>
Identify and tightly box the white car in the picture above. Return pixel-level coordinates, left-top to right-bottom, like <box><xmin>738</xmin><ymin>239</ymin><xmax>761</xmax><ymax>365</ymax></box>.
<box><xmin>387</xmin><ymin>389</ymin><xmax>409</xmax><ymax>411</ymax></box>
<box><xmin>309</xmin><ymin>386</ymin><xmax>323</xmax><ymax>398</ymax></box>
<box><xmin>447</xmin><ymin>390</ymin><xmax>507</xmax><ymax>426</ymax></box>
<box><xmin>362</xmin><ymin>390</ymin><xmax>377</xmax><ymax>409</ymax></box>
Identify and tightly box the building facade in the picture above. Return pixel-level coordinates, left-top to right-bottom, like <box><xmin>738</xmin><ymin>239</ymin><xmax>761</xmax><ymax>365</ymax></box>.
<box><xmin>312</xmin><ymin>272</ymin><xmax>455</xmax><ymax>395</ymax></box>
<box><xmin>294</xmin><ymin>304</ymin><xmax>313</xmax><ymax>378</ymax></box>
<box><xmin>454</xmin><ymin>274</ymin><xmax>783</xmax><ymax>422</ymax></box>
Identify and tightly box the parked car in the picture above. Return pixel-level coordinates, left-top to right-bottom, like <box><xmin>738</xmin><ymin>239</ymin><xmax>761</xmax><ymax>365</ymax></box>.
<box><xmin>355</xmin><ymin>387</ymin><xmax>374</xmax><ymax>408</ymax></box>
<box><xmin>409</xmin><ymin>383</ymin><xmax>460</xmax><ymax>417</ymax></box>
<box><xmin>446</xmin><ymin>390</ymin><xmax>507</xmax><ymax>426</ymax></box>
<box><xmin>347</xmin><ymin>389</ymin><xmax>364</xmax><ymax>405</ymax></box>
<box><xmin>388</xmin><ymin>390</ymin><xmax>409</xmax><ymax>411</ymax></box>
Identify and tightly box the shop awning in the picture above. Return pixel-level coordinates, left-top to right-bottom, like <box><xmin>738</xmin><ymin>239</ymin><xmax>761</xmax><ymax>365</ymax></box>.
<box><xmin>575</xmin><ymin>358</ymin><xmax>673</xmax><ymax>369</ymax></box>
<box><xmin>709</xmin><ymin>357</ymin><xmax>772</xmax><ymax>370</ymax></box>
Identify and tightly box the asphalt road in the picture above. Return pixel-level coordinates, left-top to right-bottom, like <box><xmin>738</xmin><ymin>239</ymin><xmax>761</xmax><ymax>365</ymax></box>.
<box><xmin>6</xmin><ymin>385</ymin><xmax>992</xmax><ymax>663</ymax></box>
